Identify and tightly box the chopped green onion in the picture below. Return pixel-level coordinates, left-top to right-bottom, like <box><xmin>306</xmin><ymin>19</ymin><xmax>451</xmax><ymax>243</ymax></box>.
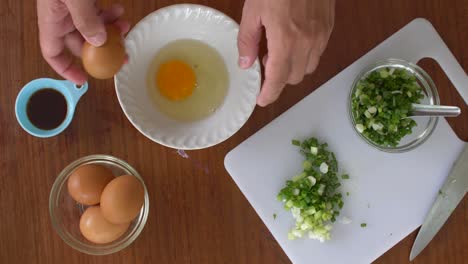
<box><xmin>278</xmin><ymin>137</ymin><xmax>347</xmax><ymax>242</ymax></box>
<box><xmin>273</xmin><ymin>213</ymin><xmax>277</xmax><ymax>219</ymax></box>
<box><xmin>379</xmin><ymin>69</ymin><xmax>389</xmax><ymax>78</ymax></box>
<box><xmin>292</xmin><ymin>139</ymin><xmax>301</xmax><ymax>146</ymax></box>
<box><xmin>317</xmin><ymin>184</ymin><xmax>325</xmax><ymax>196</ymax></box>
<box><xmin>355</xmin><ymin>124</ymin><xmax>365</xmax><ymax>133</ymax></box>
<box><xmin>341</xmin><ymin>174</ymin><xmax>350</xmax><ymax>179</ymax></box>
<box><xmin>303</xmin><ymin>160</ymin><xmax>312</xmax><ymax>170</ymax></box>
<box><xmin>308</xmin><ymin>176</ymin><xmax>317</xmax><ymax>186</ymax></box>
<box><xmin>293</xmin><ymin>188</ymin><xmax>300</xmax><ymax>195</ymax></box>
<box><xmin>361</xmin><ymin>223</ymin><xmax>367</xmax><ymax>228</ymax></box>
<box><xmin>364</xmin><ymin>110</ymin><xmax>372</xmax><ymax>118</ymax></box>
<box><xmin>319</xmin><ymin>162</ymin><xmax>329</xmax><ymax>174</ymax></box>
<box><xmin>352</xmin><ymin>67</ymin><xmax>423</xmax><ymax>147</ymax></box>
<box><xmin>310</xmin><ymin>146</ymin><xmax>318</xmax><ymax>155</ymax></box>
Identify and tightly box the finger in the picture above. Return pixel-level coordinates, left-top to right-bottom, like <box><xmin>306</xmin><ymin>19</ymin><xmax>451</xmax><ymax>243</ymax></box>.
<box><xmin>258</xmin><ymin>59</ymin><xmax>289</xmax><ymax>106</ymax></box>
<box><xmin>306</xmin><ymin>37</ymin><xmax>327</xmax><ymax>74</ymax></box>
<box><xmin>100</xmin><ymin>4</ymin><xmax>124</xmax><ymax>23</ymax></box>
<box><xmin>64</xmin><ymin>31</ymin><xmax>84</xmax><ymax>57</ymax></box>
<box><xmin>99</xmin><ymin>5</ymin><xmax>130</xmax><ymax>35</ymax></box>
<box><xmin>37</xmin><ymin>2</ymin><xmax>76</xmax><ymax>35</ymax></box>
<box><xmin>40</xmin><ymin>29</ymin><xmax>87</xmax><ymax>84</ymax></box>
<box><xmin>288</xmin><ymin>49</ymin><xmax>309</xmax><ymax>85</ymax></box>
<box><xmin>306</xmin><ymin>52</ymin><xmax>320</xmax><ymax>74</ymax></box>
<box><xmin>65</xmin><ymin>0</ymin><xmax>106</xmax><ymax>46</ymax></box>
<box><xmin>113</xmin><ymin>20</ymin><xmax>131</xmax><ymax>35</ymax></box>
<box><xmin>262</xmin><ymin>54</ymin><xmax>269</xmax><ymax>67</ymax></box>
<box><xmin>237</xmin><ymin>0</ymin><xmax>262</xmax><ymax>69</ymax></box>
<box><xmin>257</xmin><ymin>34</ymin><xmax>291</xmax><ymax>106</ymax></box>
<box><xmin>64</xmin><ymin>23</ymin><xmax>129</xmax><ymax>59</ymax></box>
<box><xmin>45</xmin><ymin>50</ymin><xmax>87</xmax><ymax>85</ymax></box>
<box><xmin>64</xmin><ymin>21</ymin><xmax>129</xmax><ymax>59</ymax></box>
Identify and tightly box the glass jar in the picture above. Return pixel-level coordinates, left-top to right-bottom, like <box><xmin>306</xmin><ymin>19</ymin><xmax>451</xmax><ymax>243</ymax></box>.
<box><xmin>348</xmin><ymin>58</ymin><xmax>439</xmax><ymax>153</ymax></box>
<box><xmin>49</xmin><ymin>154</ymin><xmax>149</xmax><ymax>255</ymax></box>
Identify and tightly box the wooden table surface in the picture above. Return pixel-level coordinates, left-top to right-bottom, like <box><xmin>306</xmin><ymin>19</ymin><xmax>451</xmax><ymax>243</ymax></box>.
<box><xmin>0</xmin><ymin>0</ymin><xmax>466</xmax><ymax>263</ymax></box>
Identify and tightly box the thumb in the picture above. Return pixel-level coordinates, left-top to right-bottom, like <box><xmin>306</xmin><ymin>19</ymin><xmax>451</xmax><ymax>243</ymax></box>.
<box><xmin>65</xmin><ymin>0</ymin><xmax>107</xmax><ymax>47</ymax></box>
<box><xmin>237</xmin><ymin>3</ymin><xmax>262</xmax><ymax>69</ymax></box>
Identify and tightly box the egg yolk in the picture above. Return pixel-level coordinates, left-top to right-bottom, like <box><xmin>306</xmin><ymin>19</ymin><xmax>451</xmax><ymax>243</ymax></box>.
<box><xmin>156</xmin><ymin>60</ymin><xmax>196</xmax><ymax>101</ymax></box>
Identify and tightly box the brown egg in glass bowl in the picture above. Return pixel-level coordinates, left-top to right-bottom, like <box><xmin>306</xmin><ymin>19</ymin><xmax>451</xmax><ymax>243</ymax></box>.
<box><xmin>49</xmin><ymin>155</ymin><xmax>149</xmax><ymax>255</ymax></box>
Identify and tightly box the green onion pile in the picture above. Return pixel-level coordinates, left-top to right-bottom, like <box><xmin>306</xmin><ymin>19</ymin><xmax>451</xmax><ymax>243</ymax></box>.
<box><xmin>352</xmin><ymin>67</ymin><xmax>424</xmax><ymax>147</ymax></box>
<box><xmin>277</xmin><ymin>137</ymin><xmax>346</xmax><ymax>242</ymax></box>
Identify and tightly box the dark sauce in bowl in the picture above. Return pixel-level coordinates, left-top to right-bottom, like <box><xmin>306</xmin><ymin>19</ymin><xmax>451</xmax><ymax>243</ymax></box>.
<box><xmin>27</xmin><ymin>89</ymin><xmax>67</xmax><ymax>130</ymax></box>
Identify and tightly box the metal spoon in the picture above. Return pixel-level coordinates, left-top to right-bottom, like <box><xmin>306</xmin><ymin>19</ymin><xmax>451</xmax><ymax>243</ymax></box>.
<box><xmin>410</xmin><ymin>104</ymin><xmax>461</xmax><ymax>117</ymax></box>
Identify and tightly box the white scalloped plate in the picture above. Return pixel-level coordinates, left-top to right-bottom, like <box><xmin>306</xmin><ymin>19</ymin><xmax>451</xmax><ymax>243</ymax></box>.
<box><xmin>115</xmin><ymin>4</ymin><xmax>261</xmax><ymax>149</ymax></box>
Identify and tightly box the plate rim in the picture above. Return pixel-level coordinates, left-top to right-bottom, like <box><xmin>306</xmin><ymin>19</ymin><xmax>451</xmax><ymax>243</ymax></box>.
<box><xmin>114</xmin><ymin>3</ymin><xmax>261</xmax><ymax>150</ymax></box>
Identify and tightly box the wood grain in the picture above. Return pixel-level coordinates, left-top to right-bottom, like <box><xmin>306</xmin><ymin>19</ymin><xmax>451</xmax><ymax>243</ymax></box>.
<box><xmin>0</xmin><ymin>0</ymin><xmax>466</xmax><ymax>263</ymax></box>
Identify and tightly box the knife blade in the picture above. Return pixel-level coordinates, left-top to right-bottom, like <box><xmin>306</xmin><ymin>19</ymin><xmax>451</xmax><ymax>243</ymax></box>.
<box><xmin>409</xmin><ymin>143</ymin><xmax>468</xmax><ymax>261</ymax></box>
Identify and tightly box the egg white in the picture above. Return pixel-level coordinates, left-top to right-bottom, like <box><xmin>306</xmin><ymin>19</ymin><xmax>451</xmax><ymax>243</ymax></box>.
<box><xmin>146</xmin><ymin>39</ymin><xmax>229</xmax><ymax>122</ymax></box>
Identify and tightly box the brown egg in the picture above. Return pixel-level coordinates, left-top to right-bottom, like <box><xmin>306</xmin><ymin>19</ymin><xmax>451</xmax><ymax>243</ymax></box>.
<box><xmin>67</xmin><ymin>164</ymin><xmax>114</xmax><ymax>205</ymax></box>
<box><xmin>100</xmin><ymin>175</ymin><xmax>145</xmax><ymax>224</ymax></box>
<box><xmin>79</xmin><ymin>206</ymin><xmax>130</xmax><ymax>244</ymax></box>
<box><xmin>82</xmin><ymin>25</ymin><xmax>126</xmax><ymax>79</ymax></box>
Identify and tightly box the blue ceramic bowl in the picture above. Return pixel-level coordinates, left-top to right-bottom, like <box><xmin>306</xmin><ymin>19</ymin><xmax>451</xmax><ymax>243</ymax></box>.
<box><xmin>15</xmin><ymin>78</ymin><xmax>88</xmax><ymax>138</ymax></box>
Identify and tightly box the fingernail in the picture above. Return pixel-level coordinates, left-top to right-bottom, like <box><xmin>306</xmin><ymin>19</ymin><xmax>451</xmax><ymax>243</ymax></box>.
<box><xmin>239</xmin><ymin>56</ymin><xmax>251</xmax><ymax>69</ymax></box>
<box><xmin>88</xmin><ymin>32</ymin><xmax>107</xmax><ymax>46</ymax></box>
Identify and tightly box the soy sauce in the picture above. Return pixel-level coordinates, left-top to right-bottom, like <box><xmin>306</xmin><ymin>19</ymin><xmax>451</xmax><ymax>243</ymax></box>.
<box><xmin>27</xmin><ymin>89</ymin><xmax>67</xmax><ymax>130</ymax></box>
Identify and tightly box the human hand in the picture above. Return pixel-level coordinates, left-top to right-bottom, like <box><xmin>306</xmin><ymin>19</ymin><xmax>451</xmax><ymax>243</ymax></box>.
<box><xmin>238</xmin><ymin>0</ymin><xmax>335</xmax><ymax>106</ymax></box>
<box><xmin>37</xmin><ymin>0</ymin><xmax>130</xmax><ymax>84</ymax></box>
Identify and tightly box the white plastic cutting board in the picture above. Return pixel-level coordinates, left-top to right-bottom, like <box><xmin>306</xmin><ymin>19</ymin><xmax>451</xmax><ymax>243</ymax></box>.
<box><xmin>224</xmin><ymin>18</ymin><xmax>467</xmax><ymax>264</ymax></box>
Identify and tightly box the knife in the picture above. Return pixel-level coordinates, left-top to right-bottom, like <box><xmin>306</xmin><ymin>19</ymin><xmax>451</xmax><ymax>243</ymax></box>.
<box><xmin>409</xmin><ymin>143</ymin><xmax>468</xmax><ymax>261</ymax></box>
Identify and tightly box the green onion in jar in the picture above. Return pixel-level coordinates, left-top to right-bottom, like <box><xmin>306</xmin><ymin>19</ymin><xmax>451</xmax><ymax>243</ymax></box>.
<box><xmin>351</xmin><ymin>67</ymin><xmax>424</xmax><ymax>147</ymax></box>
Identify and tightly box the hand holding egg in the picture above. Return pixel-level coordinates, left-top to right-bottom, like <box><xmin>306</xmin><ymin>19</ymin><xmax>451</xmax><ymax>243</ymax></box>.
<box><xmin>37</xmin><ymin>0</ymin><xmax>130</xmax><ymax>84</ymax></box>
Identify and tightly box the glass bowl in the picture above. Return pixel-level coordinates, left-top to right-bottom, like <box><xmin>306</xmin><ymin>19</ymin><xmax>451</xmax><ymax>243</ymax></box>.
<box><xmin>49</xmin><ymin>155</ymin><xmax>149</xmax><ymax>255</ymax></box>
<box><xmin>348</xmin><ymin>58</ymin><xmax>440</xmax><ymax>153</ymax></box>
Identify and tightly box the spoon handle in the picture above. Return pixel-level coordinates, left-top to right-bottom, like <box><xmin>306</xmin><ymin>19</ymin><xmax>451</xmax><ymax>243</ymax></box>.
<box><xmin>411</xmin><ymin>103</ymin><xmax>461</xmax><ymax>117</ymax></box>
